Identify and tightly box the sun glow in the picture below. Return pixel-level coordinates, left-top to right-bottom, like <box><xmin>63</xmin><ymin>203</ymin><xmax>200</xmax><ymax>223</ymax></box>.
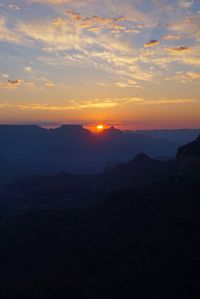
<box><xmin>84</xmin><ymin>123</ymin><xmax>110</xmax><ymax>133</ymax></box>
<box><xmin>96</xmin><ymin>124</ymin><xmax>104</xmax><ymax>131</ymax></box>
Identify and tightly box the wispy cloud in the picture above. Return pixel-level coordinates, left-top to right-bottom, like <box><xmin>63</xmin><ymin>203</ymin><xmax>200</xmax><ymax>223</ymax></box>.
<box><xmin>22</xmin><ymin>13</ymin><xmax>152</xmax><ymax>84</ymax></box>
<box><xmin>144</xmin><ymin>40</ymin><xmax>160</xmax><ymax>48</ymax></box>
<box><xmin>8</xmin><ymin>79</ymin><xmax>22</xmax><ymax>85</ymax></box>
<box><xmin>0</xmin><ymin>100</ymin><xmax>118</xmax><ymax>111</ymax></box>
<box><xmin>168</xmin><ymin>15</ymin><xmax>200</xmax><ymax>41</ymax></box>
<box><xmin>24</xmin><ymin>66</ymin><xmax>33</xmax><ymax>73</ymax></box>
<box><xmin>162</xmin><ymin>34</ymin><xmax>182</xmax><ymax>41</ymax></box>
<box><xmin>168</xmin><ymin>46</ymin><xmax>191</xmax><ymax>52</ymax></box>
<box><xmin>29</xmin><ymin>0</ymin><xmax>71</xmax><ymax>3</ymax></box>
<box><xmin>0</xmin><ymin>0</ymin><xmax>199</xmax><ymax>110</ymax></box>
<box><xmin>0</xmin><ymin>97</ymin><xmax>198</xmax><ymax>112</ymax></box>
<box><xmin>164</xmin><ymin>45</ymin><xmax>200</xmax><ymax>67</ymax></box>
<box><xmin>8</xmin><ymin>4</ymin><xmax>21</xmax><ymax>10</ymax></box>
<box><xmin>167</xmin><ymin>72</ymin><xmax>200</xmax><ymax>82</ymax></box>
<box><xmin>0</xmin><ymin>79</ymin><xmax>24</xmax><ymax>89</ymax></box>
<box><xmin>0</xmin><ymin>77</ymin><xmax>55</xmax><ymax>90</ymax></box>
<box><xmin>0</xmin><ymin>16</ymin><xmax>21</xmax><ymax>43</ymax></box>
<box><xmin>115</xmin><ymin>80</ymin><xmax>142</xmax><ymax>88</ymax></box>
<box><xmin>0</xmin><ymin>73</ymin><xmax>9</xmax><ymax>79</ymax></box>
<box><xmin>179</xmin><ymin>0</ymin><xmax>194</xmax><ymax>9</ymax></box>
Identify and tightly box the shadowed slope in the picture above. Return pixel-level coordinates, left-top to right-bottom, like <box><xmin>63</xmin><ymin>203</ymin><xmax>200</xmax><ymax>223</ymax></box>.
<box><xmin>0</xmin><ymin>136</ymin><xmax>200</xmax><ymax>298</ymax></box>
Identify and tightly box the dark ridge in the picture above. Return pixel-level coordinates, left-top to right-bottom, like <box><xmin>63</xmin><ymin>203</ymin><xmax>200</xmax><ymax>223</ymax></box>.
<box><xmin>0</xmin><ymin>135</ymin><xmax>199</xmax><ymax>298</ymax></box>
<box><xmin>177</xmin><ymin>135</ymin><xmax>200</xmax><ymax>157</ymax></box>
<box><xmin>131</xmin><ymin>153</ymin><xmax>152</xmax><ymax>161</ymax></box>
<box><xmin>0</xmin><ymin>125</ymin><xmax>197</xmax><ymax>183</ymax></box>
<box><xmin>99</xmin><ymin>126</ymin><xmax>123</xmax><ymax>136</ymax></box>
<box><xmin>57</xmin><ymin>124</ymin><xmax>85</xmax><ymax>130</ymax></box>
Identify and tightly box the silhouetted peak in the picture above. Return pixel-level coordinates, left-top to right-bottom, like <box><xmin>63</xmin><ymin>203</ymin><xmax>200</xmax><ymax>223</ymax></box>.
<box><xmin>175</xmin><ymin>135</ymin><xmax>200</xmax><ymax>180</ymax></box>
<box><xmin>133</xmin><ymin>153</ymin><xmax>151</xmax><ymax>162</ymax></box>
<box><xmin>178</xmin><ymin>134</ymin><xmax>200</xmax><ymax>157</ymax></box>
<box><xmin>100</xmin><ymin>126</ymin><xmax>122</xmax><ymax>137</ymax></box>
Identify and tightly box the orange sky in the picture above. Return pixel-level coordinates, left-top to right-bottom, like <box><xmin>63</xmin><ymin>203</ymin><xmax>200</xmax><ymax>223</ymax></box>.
<box><xmin>0</xmin><ymin>0</ymin><xmax>199</xmax><ymax>129</ymax></box>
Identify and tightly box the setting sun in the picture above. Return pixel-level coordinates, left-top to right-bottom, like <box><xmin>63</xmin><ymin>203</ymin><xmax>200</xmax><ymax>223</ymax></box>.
<box><xmin>96</xmin><ymin>125</ymin><xmax>104</xmax><ymax>131</ymax></box>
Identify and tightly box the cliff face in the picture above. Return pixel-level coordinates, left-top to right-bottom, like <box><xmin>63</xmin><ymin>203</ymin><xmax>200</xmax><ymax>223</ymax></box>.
<box><xmin>176</xmin><ymin>135</ymin><xmax>200</xmax><ymax>179</ymax></box>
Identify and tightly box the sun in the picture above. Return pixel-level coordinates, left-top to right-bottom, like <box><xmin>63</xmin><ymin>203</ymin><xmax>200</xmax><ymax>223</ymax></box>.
<box><xmin>96</xmin><ymin>124</ymin><xmax>104</xmax><ymax>131</ymax></box>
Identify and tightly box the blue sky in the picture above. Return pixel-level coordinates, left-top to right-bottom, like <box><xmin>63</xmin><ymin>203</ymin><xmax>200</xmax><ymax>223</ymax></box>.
<box><xmin>0</xmin><ymin>0</ymin><xmax>199</xmax><ymax>129</ymax></box>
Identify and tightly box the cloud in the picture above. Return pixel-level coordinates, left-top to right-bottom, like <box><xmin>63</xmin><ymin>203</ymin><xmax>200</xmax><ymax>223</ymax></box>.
<box><xmin>41</xmin><ymin>77</ymin><xmax>55</xmax><ymax>87</ymax></box>
<box><xmin>167</xmin><ymin>72</ymin><xmax>200</xmax><ymax>82</ymax></box>
<box><xmin>66</xmin><ymin>10</ymin><xmax>117</xmax><ymax>25</ymax></box>
<box><xmin>144</xmin><ymin>98</ymin><xmax>198</xmax><ymax>105</ymax></box>
<box><xmin>184</xmin><ymin>72</ymin><xmax>200</xmax><ymax>80</ymax></box>
<box><xmin>33</xmin><ymin>10</ymin><xmax>199</xmax><ymax>83</ymax></box>
<box><xmin>29</xmin><ymin>0</ymin><xmax>71</xmax><ymax>3</ymax></box>
<box><xmin>0</xmin><ymin>73</ymin><xmax>9</xmax><ymax>79</ymax></box>
<box><xmin>162</xmin><ymin>34</ymin><xmax>182</xmax><ymax>40</ymax></box>
<box><xmin>144</xmin><ymin>40</ymin><xmax>160</xmax><ymax>48</ymax></box>
<box><xmin>8</xmin><ymin>79</ymin><xmax>20</xmax><ymax>84</ymax></box>
<box><xmin>51</xmin><ymin>11</ymin><xmax>130</xmax><ymax>35</ymax></box>
<box><xmin>1</xmin><ymin>0</ymin><xmax>199</xmax><ymax>89</ymax></box>
<box><xmin>180</xmin><ymin>55</ymin><xmax>200</xmax><ymax>66</ymax></box>
<box><xmin>0</xmin><ymin>97</ymin><xmax>197</xmax><ymax>113</ymax></box>
<box><xmin>18</xmin><ymin>15</ymin><xmax>131</xmax><ymax>53</ymax></box>
<box><xmin>0</xmin><ymin>99</ymin><xmax>118</xmax><ymax>111</ymax></box>
<box><xmin>29</xmin><ymin>0</ymin><xmax>150</xmax><ymax>26</ymax></box>
<box><xmin>18</xmin><ymin>14</ymin><xmax>153</xmax><ymax>84</ymax></box>
<box><xmin>8</xmin><ymin>4</ymin><xmax>21</xmax><ymax>10</ymax></box>
<box><xmin>18</xmin><ymin>20</ymin><xmax>82</xmax><ymax>51</ymax></box>
<box><xmin>164</xmin><ymin>46</ymin><xmax>200</xmax><ymax>67</ymax></box>
<box><xmin>124</xmin><ymin>97</ymin><xmax>198</xmax><ymax>105</ymax></box>
<box><xmin>0</xmin><ymin>79</ymin><xmax>23</xmax><ymax>89</ymax></box>
<box><xmin>179</xmin><ymin>0</ymin><xmax>194</xmax><ymax>9</ymax></box>
<box><xmin>115</xmin><ymin>80</ymin><xmax>142</xmax><ymax>88</ymax></box>
<box><xmin>23</xmin><ymin>82</ymin><xmax>37</xmax><ymax>89</ymax></box>
<box><xmin>169</xmin><ymin>15</ymin><xmax>200</xmax><ymax>41</ymax></box>
<box><xmin>8</xmin><ymin>79</ymin><xmax>23</xmax><ymax>86</ymax></box>
<box><xmin>170</xmin><ymin>46</ymin><xmax>190</xmax><ymax>52</ymax></box>
<box><xmin>0</xmin><ymin>76</ymin><xmax>55</xmax><ymax>90</ymax></box>
<box><xmin>87</xmin><ymin>51</ymin><xmax>153</xmax><ymax>81</ymax></box>
<box><xmin>0</xmin><ymin>17</ymin><xmax>21</xmax><ymax>44</ymax></box>
<box><xmin>24</xmin><ymin>66</ymin><xmax>33</xmax><ymax>73</ymax></box>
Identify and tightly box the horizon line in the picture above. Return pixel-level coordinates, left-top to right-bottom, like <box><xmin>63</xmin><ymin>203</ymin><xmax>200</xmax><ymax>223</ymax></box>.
<box><xmin>0</xmin><ymin>123</ymin><xmax>199</xmax><ymax>132</ymax></box>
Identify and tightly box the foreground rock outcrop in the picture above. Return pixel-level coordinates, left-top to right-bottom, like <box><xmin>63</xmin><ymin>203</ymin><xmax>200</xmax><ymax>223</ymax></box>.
<box><xmin>0</xmin><ymin>135</ymin><xmax>200</xmax><ymax>298</ymax></box>
<box><xmin>176</xmin><ymin>135</ymin><xmax>200</xmax><ymax>179</ymax></box>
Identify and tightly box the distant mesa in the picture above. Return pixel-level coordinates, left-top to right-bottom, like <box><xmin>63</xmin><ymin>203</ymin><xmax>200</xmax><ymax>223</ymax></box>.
<box><xmin>53</xmin><ymin>124</ymin><xmax>86</xmax><ymax>133</ymax></box>
<box><xmin>51</xmin><ymin>124</ymin><xmax>93</xmax><ymax>137</ymax></box>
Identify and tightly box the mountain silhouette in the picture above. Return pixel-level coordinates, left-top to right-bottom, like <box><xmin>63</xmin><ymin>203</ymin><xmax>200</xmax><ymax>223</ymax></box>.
<box><xmin>175</xmin><ymin>135</ymin><xmax>200</xmax><ymax>179</ymax></box>
<box><xmin>0</xmin><ymin>125</ymin><xmax>197</xmax><ymax>183</ymax></box>
<box><xmin>133</xmin><ymin>129</ymin><xmax>200</xmax><ymax>143</ymax></box>
<box><xmin>178</xmin><ymin>134</ymin><xmax>200</xmax><ymax>157</ymax></box>
<box><xmin>0</xmin><ymin>135</ymin><xmax>200</xmax><ymax>298</ymax></box>
<box><xmin>0</xmin><ymin>153</ymin><xmax>174</xmax><ymax>222</ymax></box>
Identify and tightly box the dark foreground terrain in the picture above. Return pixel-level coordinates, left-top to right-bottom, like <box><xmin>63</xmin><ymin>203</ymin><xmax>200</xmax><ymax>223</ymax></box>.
<box><xmin>0</xmin><ymin>135</ymin><xmax>200</xmax><ymax>298</ymax></box>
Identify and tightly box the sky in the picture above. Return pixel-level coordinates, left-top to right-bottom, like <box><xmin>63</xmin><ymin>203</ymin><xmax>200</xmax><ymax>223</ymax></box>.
<box><xmin>0</xmin><ymin>0</ymin><xmax>200</xmax><ymax>130</ymax></box>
